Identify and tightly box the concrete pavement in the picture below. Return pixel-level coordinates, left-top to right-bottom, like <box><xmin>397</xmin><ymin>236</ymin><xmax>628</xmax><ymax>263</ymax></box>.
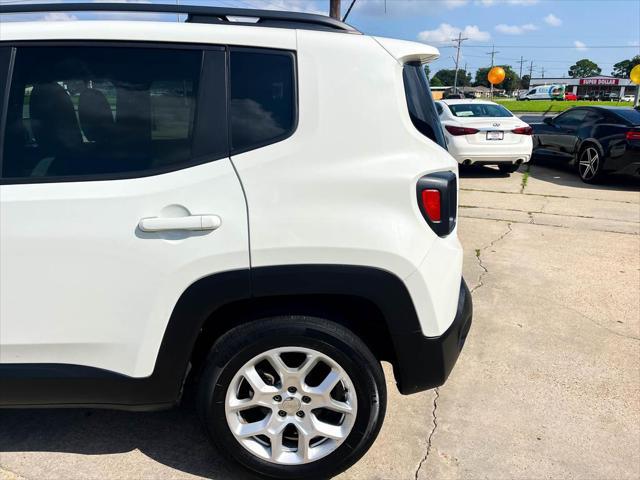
<box><xmin>1</xmin><ymin>163</ymin><xmax>639</xmax><ymax>480</ymax></box>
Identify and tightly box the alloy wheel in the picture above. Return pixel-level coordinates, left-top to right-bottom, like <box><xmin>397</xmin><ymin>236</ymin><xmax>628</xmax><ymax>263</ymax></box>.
<box><xmin>578</xmin><ymin>147</ymin><xmax>600</xmax><ymax>181</ymax></box>
<box><xmin>224</xmin><ymin>347</ymin><xmax>358</xmax><ymax>465</ymax></box>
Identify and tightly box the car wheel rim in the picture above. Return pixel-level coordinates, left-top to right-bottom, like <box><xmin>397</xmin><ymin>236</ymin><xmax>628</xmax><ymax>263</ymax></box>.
<box><xmin>579</xmin><ymin>147</ymin><xmax>599</xmax><ymax>180</ymax></box>
<box><xmin>224</xmin><ymin>346</ymin><xmax>358</xmax><ymax>465</ymax></box>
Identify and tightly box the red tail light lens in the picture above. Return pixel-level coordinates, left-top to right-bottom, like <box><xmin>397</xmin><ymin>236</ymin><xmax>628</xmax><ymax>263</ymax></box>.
<box><xmin>445</xmin><ymin>125</ymin><xmax>479</xmax><ymax>136</ymax></box>
<box><xmin>512</xmin><ymin>126</ymin><xmax>533</xmax><ymax>135</ymax></box>
<box><xmin>421</xmin><ymin>189</ymin><xmax>441</xmax><ymax>222</ymax></box>
<box><xmin>626</xmin><ymin>130</ymin><xmax>640</xmax><ymax>141</ymax></box>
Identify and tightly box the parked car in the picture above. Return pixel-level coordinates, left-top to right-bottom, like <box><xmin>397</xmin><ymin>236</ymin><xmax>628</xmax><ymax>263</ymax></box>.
<box><xmin>599</xmin><ymin>91</ymin><xmax>620</xmax><ymax>102</ymax></box>
<box><xmin>621</xmin><ymin>94</ymin><xmax>635</xmax><ymax>102</ymax></box>
<box><xmin>518</xmin><ymin>84</ymin><xmax>565</xmax><ymax>101</ymax></box>
<box><xmin>564</xmin><ymin>92</ymin><xmax>578</xmax><ymax>101</ymax></box>
<box><xmin>0</xmin><ymin>3</ymin><xmax>472</xmax><ymax>479</ymax></box>
<box><xmin>435</xmin><ymin>99</ymin><xmax>533</xmax><ymax>174</ymax></box>
<box><xmin>577</xmin><ymin>93</ymin><xmax>593</xmax><ymax>101</ymax></box>
<box><xmin>531</xmin><ymin>106</ymin><xmax>640</xmax><ymax>183</ymax></box>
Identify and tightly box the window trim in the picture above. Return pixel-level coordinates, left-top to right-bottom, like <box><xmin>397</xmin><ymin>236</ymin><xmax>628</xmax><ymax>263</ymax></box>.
<box><xmin>228</xmin><ymin>46</ymin><xmax>299</xmax><ymax>156</ymax></box>
<box><xmin>0</xmin><ymin>40</ymin><xmax>228</xmax><ymax>185</ymax></box>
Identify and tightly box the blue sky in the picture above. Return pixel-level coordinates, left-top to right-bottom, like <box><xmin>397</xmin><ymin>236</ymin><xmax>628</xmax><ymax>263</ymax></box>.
<box><xmin>1</xmin><ymin>0</ymin><xmax>639</xmax><ymax>80</ymax></box>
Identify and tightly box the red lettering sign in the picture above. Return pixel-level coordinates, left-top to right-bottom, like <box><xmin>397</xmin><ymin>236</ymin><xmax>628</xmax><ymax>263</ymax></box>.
<box><xmin>579</xmin><ymin>78</ymin><xmax>619</xmax><ymax>86</ymax></box>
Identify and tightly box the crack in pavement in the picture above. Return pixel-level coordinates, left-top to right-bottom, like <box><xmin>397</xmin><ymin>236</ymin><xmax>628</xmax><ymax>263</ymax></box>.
<box><xmin>414</xmin><ymin>388</ymin><xmax>439</xmax><ymax>480</ymax></box>
<box><xmin>461</xmin><ymin>214</ymin><xmax>638</xmax><ymax>236</ymax></box>
<box><xmin>460</xmin><ymin>187</ymin><xmax>640</xmax><ymax>205</ymax></box>
<box><xmin>471</xmin><ymin>222</ymin><xmax>514</xmax><ymax>294</ymax></box>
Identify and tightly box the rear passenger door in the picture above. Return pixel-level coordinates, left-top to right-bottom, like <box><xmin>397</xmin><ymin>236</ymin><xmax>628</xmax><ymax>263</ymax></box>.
<box><xmin>0</xmin><ymin>44</ymin><xmax>249</xmax><ymax>378</ymax></box>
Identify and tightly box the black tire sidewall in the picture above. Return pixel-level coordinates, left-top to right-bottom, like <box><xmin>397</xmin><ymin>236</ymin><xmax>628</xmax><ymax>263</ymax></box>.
<box><xmin>198</xmin><ymin>317</ymin><xmax>386</xmax><ymax>480</ymax></box>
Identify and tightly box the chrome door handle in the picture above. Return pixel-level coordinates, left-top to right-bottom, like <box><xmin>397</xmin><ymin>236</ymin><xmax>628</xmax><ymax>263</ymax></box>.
<box><xmin>138</xmin><ymin>215</ymin><xmax>221</xmax><ymax>232</ymax></box>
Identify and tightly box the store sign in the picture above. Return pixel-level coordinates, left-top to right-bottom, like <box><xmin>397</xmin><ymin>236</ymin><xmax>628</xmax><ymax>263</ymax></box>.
<box><xmin>579</xmin><ymin>78</ymin><xmax>619</xmax><ymax>86</ymax></box>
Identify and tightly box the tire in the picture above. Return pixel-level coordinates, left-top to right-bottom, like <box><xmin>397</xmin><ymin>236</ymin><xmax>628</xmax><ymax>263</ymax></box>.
<box><xmin>197</xmin><ymin>316</ymin><xmax>387</xmax><ymax>479</ymax></box>
<box><xmin>498</xmin><ymin>163</ymin><xmax>520</xmax><ymax>174</ymax></box>
<box><xmin>577</xmin><ymin>144</ymin><xmax>604</xmax><ymax>183</ymax></box>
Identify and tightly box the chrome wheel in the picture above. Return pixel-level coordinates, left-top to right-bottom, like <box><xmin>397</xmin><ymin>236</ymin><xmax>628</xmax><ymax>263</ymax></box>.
<box><xmin>578</xmin><ymin>147</ymin><xmax>600</xmax><ymax>181</ymax></box>
<box><xmin>224</xmin><ymin>346</ymin><xmax>358</xmax><ymax>465</ymax></box>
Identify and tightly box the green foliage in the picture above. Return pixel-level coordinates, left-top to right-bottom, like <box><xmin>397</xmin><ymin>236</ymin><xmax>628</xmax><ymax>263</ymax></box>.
<box><xmin>494</xmin><ymin>99</ymin><xmax>631</xmax><ymax>113</ymax></box>
<box><xmin>612</xmin><ymin>56</ymin><xmax>640</xmax><ymax>78</ymax></box>
<box><xmin>568</xmin><ymin>59</ymin><xmax>601</xmax><ymax>78</ymax></box>
<box><xmin>432</xmin><ymin>69</ymin><xmax>472</xmax><ymax>87</ymax></box>
<box><xmin>423</xmin><ymin>64</ymin><xmax>430</xmax><ymax>78</ymax></box>
<box><xmin>521</xmin><ymin>74</ymin><xmax>531</xmax><ymax>89</ymax></box>
<box><xmin>474</xmin><ymin>65</ymin><xmax>520</xmax><ymax>91</ymax></box>
<box><xmin>430</xmin><ymin>76</ymin><xmax>444</xmax><ymax>87</ymax></box>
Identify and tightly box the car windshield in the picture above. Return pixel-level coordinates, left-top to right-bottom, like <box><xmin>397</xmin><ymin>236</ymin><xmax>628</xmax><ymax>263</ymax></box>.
<box><xmin>448</xmin><ymin>103</ymin><xmax>513</xmax><ymax>118</ymax></box>
<box><xmin>612</xmin><ymin>108</ymin><xmax>640</xmax><ymax>125</ymax></box>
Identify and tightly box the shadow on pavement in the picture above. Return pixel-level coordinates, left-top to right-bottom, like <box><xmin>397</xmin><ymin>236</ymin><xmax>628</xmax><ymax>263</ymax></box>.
<box><xmin>529</xmin><ymin>157</ymin><xmax>640</xmax><ymax>192</ymax></box>
<box><xmin>0</xmin><ymin>390</ymin><xmax>259</xmax><ymax>480</ymax></box>
<box><xmin>458</xmin><ymin>164</ymin><xmax>514</xmax><ymax>178</ymax></box>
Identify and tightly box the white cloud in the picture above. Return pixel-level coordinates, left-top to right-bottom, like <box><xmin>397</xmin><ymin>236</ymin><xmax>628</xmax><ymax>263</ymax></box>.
<box><xmin>544</xmin><ymin>13</ymin><xmax>562</xmax><ymax>27</ymax></box>
<box><xmin>495</xmin><ymin>23</ymin><xmax>537</xmax><ymax>34</ymax></box>
<box><xmin>343</xmin><ymin>0</ymin><xmax>468</xmax><ymax>17</ymax></box>
<box><xmin>574</xmin><ymin>41</ymin><xmax>588</xmax><ymax>51</ymax></box>
<box><xmin>418</xmin><ymin>23</ymin><xmax>490</xmax><ymax>44</ymax></box>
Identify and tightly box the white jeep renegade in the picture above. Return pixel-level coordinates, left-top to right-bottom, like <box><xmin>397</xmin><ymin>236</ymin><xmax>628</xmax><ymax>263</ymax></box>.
<box><xmin>0</xmin><ymin>3</ymin><xmax>472</xmax><ymax>479</ymax></box>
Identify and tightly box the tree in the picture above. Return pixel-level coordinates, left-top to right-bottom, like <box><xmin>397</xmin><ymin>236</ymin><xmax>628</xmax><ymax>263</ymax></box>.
<box><xmin>424</xmin><ymin>64</ymin><xmax>430</xmax><ymax>78</ymax></box>
<box><xmin>521</xmin><ymin>74</ymin><xmax>531</xmax><ymax>89</ymax></box>
<box><xmin>474</xmin><ymin>65</ymin><xmax>520</xmax><ymax>92</ymax></box>
<box><xmin>430</xmin><ymin>76</ymin><xmax>444</xmax><ymax>87</ymax></box>
<box><xmin>568</xmin><ymin>59</ymin><xmax>601</xmax><ymax>78</ymax></box>
<box><xmin>432</xmin><ymin>69</ymin><xmax>471</xmax><ymax>87</ymax></box>
<box><xmin>612</xmin><ymin>56</ymin><xmax>640</xmax><ymax>78</ymax></box>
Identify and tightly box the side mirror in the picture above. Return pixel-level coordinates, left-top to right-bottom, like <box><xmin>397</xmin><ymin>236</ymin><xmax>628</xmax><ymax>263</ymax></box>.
<box><xmin>543</xmin><ymin>117</ymin><xmax>554</xmax><ymax>125</ymax></box>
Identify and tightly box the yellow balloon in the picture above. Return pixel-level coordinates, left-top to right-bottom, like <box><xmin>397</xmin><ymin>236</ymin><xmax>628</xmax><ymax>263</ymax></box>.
<box><xmin>630</xmin><ymin>64</ymin><xmax>640</xmax><ymax>85</ymax></box>
<box><xmin>488</xmin><ymin>66</ymin><xmax>506</xmax><ymax>85</ymax></box>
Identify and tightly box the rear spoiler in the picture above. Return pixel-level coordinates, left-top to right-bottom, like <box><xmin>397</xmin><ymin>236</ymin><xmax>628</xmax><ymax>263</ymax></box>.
<box><xmin>373</xmin><ymin>36</ymin><xmax>440</xmax><ymax>64</ymax></box>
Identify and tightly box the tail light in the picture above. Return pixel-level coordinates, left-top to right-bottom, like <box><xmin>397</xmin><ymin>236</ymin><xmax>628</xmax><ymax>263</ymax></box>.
<box><xmin>512</xmin><ymin>126</ymin><xmax>533</xmax><ymax>135</ymax></box>
<box><xmin>445</xmin><ymin>125</ymin><xmax>479</xmax><ymax>136</ymax></box>
<box><xmin>417</xmin><ymin>172</ymin><xmax>457</xmax><ymax>237</ymax></box>
<box><xmin>626</xmin><ymin>130</ymin><xmax>640</xmax><ymax>141</ymax></box>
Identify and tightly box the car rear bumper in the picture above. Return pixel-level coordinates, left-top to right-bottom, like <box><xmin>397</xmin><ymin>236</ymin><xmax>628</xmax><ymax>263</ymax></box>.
<box><xmin>391</xmin><ymin>278</ymin><xmax>472</xmax><ymax>395</ymax></box>
<box><xmin>453</xmin><ymin>154</ymin><xmax>531</xmax><ymax>165</ymax></box>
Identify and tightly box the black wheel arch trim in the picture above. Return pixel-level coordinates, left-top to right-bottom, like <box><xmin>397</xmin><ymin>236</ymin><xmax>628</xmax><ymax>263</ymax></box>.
<box><xmin>0</xmin><ymin>265</ymin><xmax>470</xmax><ymax>408</ymax></box>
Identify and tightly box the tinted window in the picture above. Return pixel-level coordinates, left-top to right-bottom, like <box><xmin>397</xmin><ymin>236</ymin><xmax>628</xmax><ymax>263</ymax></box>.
<box><xmin>2</xmin><ymin>46</ymin><xmax>212</xmax><ymax>180</ymax></box>
<box><xmin>554</xmin><ymin>109</ymin><xmax>588</xmax><ymax>127</ymax></box>
<box><xmin>230</xmin><ymin>50</ymin><xmax>295</xmax><ymax>153</ymax></box>
<box><xmin>611</xmin><ymin>108</ymin><xmax>640</xmax><ymax>125</ymax></box>
<box><xmin>448</xmin><ymin>103</ymin><xmax>513</xmax><ymax>118</ymax></box>
<box><xmin>403</xmin><ymin>63</ymin><xmax>446</xmax><ymax>148</ymax></box>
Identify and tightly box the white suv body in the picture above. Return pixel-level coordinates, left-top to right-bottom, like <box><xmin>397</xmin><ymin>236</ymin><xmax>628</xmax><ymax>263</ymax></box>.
<box><xmin>0</xmin><ymin>5</ymin><xmax>471</xmax><ymax>478</ymax></box>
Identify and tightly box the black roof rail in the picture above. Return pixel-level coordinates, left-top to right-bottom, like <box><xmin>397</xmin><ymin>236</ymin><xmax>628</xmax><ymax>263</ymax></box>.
<box><xmin>0</xmin><ymin>2</ymin><xmax>361</xmax><ymax>34</ymax></box>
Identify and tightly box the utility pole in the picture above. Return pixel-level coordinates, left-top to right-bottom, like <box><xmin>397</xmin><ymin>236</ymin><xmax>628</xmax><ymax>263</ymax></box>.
<box><xmin>486</xmin><ymin>44</ymin><xmax>500</xmax><ymax>99</ymax></box>
<box><xmin>452</xmin><ymin>32</ymin><xmax>468</xmax><ymax>94</ymax></box>
<box><xmin>540</xmin><ymin>66</ymin><xmax>546</xmax><ymax>78</ymax></box>
<box><xmin>329</xmin><ymin>0</ymin><xmax>340</xmax><ymax>19</ymax></box>
<box><xmin>517</xmin><ymin>56</ymin><xmax>527</xmax><ymax>88</ymax></box>
<box><xmin>529</xmin><ymin>60</ymin><xmax>534</xmax><ymax>81</ymax></box>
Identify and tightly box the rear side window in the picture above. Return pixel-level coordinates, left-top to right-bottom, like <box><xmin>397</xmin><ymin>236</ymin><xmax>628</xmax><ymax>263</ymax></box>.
<box><xmin>448</xmin><ymin>103</ymin><xmax>513</xmax><ymax>118</ymax></box>
<box><xmin>2</xmin><ymin>45</ymin><xmax>226</xmax><ymax>181</ymax></box>
<box><xmin>229</xmin><ymin>49</ymin><xmax>296</xmax><ymax>153</ymax></box>
<box><xmin>402</xmin><ymin>63</ymin><xmax>446</xmax><ymax>148</ymax></box>
<box><xmin>612</xmin><ymin>108</ymin><xmax>640</xmax><ymax>125</ymax></box>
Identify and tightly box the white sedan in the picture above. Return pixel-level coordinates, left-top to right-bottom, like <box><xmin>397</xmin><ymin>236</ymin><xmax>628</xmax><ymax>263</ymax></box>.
<box><xmin>435</xmin><ymin>99</ymin><xmax>533</xmax><ymax>174</ymax></box>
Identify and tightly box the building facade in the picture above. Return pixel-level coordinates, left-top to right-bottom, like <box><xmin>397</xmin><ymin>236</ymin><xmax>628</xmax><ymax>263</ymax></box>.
<box><xmin>529</xmin><ymin>75</ymin><xmax>637</xmax><ymax>99</ymax></box>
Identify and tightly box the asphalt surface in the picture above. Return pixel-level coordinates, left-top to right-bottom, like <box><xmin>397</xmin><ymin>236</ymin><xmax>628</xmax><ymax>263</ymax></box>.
<box><xmin>1</xmin><ymin>163</ymin><xmax>639</xmax><ymax>480</ymax></box>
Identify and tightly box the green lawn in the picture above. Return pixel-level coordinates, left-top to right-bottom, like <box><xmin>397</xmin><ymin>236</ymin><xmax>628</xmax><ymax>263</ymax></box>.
<box><xmin>494</xmin><ymin>99</ymin><xmax>634</xmax><ymax>113</ymax></box>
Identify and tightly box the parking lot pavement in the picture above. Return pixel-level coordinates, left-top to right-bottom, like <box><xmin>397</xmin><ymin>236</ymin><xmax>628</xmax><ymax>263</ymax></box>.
<box><xmin>1</xmin><ymin>164</ymin><xmax>639</xmax><ymax>480</ymax></box>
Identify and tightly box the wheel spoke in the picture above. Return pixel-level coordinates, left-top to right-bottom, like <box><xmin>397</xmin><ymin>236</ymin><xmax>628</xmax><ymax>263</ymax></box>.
<box><xmin>327</xmin><ymin>399</ymin><xmax>353</xmax><ymax>414</ymax></box>
<box><xmin>315</xmin><ymin>369</ymin><xmax>341</xmax><ymax>396</ymax></box>
<box><xmin>236</xmin><ymin>416</ymin><xmax>271</xmax><ymax>438</ymax></box>
<box><xmin>298</xmin><ymin>430</ymin><xmax>311</xmax><ymax>461</ymax></box>
<box><xmin>227</xmin><ymin>396</ymin><xmax>261</xmax><ymax>412</ymax></box>
<box><xmin>311</xmin><ymin>415</ymin><xmax>346</xmax><ymax>440</ymax></box>
<box><xmin>243</xmin><ymin>365</ymin><xmax>277</xmax><ymax>395</ymax></box>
